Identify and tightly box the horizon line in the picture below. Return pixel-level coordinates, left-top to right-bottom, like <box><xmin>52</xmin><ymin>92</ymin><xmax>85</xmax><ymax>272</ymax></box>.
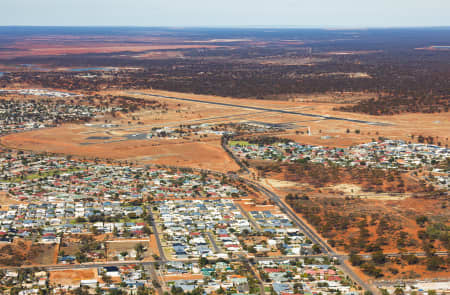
<box><xmin>1</xmin><ymin>25</ymin><xmax>450</xmax><ymax>30</ymax></box>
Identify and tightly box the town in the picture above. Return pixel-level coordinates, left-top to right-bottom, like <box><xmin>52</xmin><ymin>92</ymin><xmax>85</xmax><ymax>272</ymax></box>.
<box><xmin>228</xmin><ymin>138</ymin><xmax>449</xmax><ymax>189</ymax></box>
<box><xmin>0</xmin><ymin>17</ymin><xmax>449</xmax><ymax>295</ymax></box>
<box><xmin>0</xmin><ymin>83</ymin><xmax>446</xmax><ymax>294</ymax></box>
<box><xmin>0</xmin><ymin>149</ymin><xmax>364</xmax><ymax>294</ymax></box>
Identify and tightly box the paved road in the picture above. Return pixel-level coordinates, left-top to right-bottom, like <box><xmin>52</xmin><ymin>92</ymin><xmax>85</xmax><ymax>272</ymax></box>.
<box><xmin>148</xmin><ymin>263</ymin><xmax>163</xmax><ymax>295</ymax></box>
<box><xmin>207</xmin><ymin>231</ymin><xmax>223</xmax><ymax>254</ymax></box>
<box><xmin>161</xmin><ymin>165</ymin><xmax>380</xmax><ymax>293</ymax></box>
<box><xmin>0</xmin><ymin>255</ymin><xmax>327</xmax><ymax>272</ymax></box>
<box><xmin>129</xmin><ymin>92</ymin><xmax>392</xmax><ymax>126</ymax></box>
<box><xmin>357</xmin><ymin>251</ymin><xmax>449</xmax><ymax>259</ymax></box>
<box><xmin>0</xmin><ymin>161</ymin><xmax>397</xmax><ymax>294</ymax></box>
<box><xmin>242</xmin><ymin>255</ymin><xmax>266</xmax><ymax>295</ymax></box>
<box><xmin>148</xmin><ymin>209</ymin><xmax>167</xmax><ymax>262</ymax></box>
<box><xmin>235</xmin><ymin>202</ymin><xmax>261</xmax><ymax>231</ymax></box>
<box><xmin>245</xmin><ymin>179</ymin><xmax>333</xmax><ymax>253</ymax></box>
<box><xmin>241</xmin><ymin>178</ymin><xmax>378</xmax><ymax>294</ymax></box>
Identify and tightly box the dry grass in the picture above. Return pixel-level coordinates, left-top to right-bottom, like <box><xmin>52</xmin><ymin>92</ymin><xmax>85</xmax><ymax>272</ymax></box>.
<box><xmin>163</xmin><ymin>274</ymin><xmax>204</xmax><ymax>281</ymax></box>
<box><xmin>49</xmin><ymin>269</ymin><xmax>97</xmax><ymax>286</ymax></box>
<box><xmin>1</xmin><ymin>89</ymin><xmax>448</xmax><ymax>172</ymax></box>
<box><xmin>106</xmin><ymin>240</ymin><xmax>150</xmax><ymax>261</ymax></box>
<box><xmin>0</xmin><ymin>239</ymin><xmax>57</xmax><ymax>266</ymax></box>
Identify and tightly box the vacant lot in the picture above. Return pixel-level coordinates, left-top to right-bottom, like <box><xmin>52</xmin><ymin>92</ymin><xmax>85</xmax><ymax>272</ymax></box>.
<box><xmin>106</xmin><ymin>240</ymin><xmax>151</xmax><ymax>261</ymax></box>
<box><xmin>59</xmin><ymin>236</ymin><xmax>106</xmax><ymax>263</ymax></box>
<box><xmin>282</xmin><ymin>189</ymin><xmax>449</xmax><ymax>255</ymax></box>
<box><xmin>0</xmin><ymin>240</ymin><xmax>57</xmax><ymax>266</ymax></box>
<box><xmin>1</xmin><ymin>127</ymin><xmax>238</xmax><ymax>172</ymax></box>
<box><xmin>0</xmin><ymin>192</ymin><xmax>21</xmax><ymax>209</ymax></box>
<box><xmin>49</xmin><ymin>269</ymin><xmax>97</xmax><ymax>286</ymax></box>
<box><xmin>235</xmin><ymin>199</ymin><xmax>279</xmax><ymax>214</ymax></box>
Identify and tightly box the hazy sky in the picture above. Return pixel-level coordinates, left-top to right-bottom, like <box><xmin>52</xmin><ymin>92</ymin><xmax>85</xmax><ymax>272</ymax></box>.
<box><xmin>2</xmin><ymin>0</ymin><xmax>449</xmax><ymax>27</ymax></box>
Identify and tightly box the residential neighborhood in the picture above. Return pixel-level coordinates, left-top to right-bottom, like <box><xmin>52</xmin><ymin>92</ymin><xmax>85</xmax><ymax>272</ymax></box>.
<box><xmin>229</xmin><ymin>139</ymin><xmax>449</xmax><ymax>189</ymax></box>
<box><xmin>0</xmin><ymin>88</ymin><xmax>445</xmax><ymax>294</ymax></box>
<box><xmin>0</xmin><ymin>147</ymin><xmax>368</xmax><ymax>294</ymax></box>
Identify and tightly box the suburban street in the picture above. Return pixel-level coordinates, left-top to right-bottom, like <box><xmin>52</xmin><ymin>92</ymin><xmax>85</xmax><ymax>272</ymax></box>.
<box><xmin>235</xmin><ymin>202</ymin><xmax>262</xmax><ymax>231</ymax></box>
<box><xmin>148</xmin><ymin>263</ymin><xmax>164</xmax><ymax>295</ymax></box>
<box><xmin>2</xmin><ymin>163</ymin><xmax>437</xmax><ymax>295</ymax></box>
<box><xmin>206</xmin><ymin>231</ymin><xmax>222</xmax><ymax>254</ymax></box>
<box><xmin>148</xmin><ymin>209</ymin><xmax>167</xmax><ymax>262</ymax></box>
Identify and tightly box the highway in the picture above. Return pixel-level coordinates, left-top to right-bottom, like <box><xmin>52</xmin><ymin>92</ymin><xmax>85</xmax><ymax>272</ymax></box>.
<box><xmin>129</xmin><ymin>92</ymin><xmax>392</xmax><ymax>126</ymax></box>
<box><xmin>240</xmin><ymin>178</ymin><xmax>378</xmax><ymax>294</ymax></box>
<box><xmin>0</xmin><ymin>162</ymin><xmax>406</xmax><ymax>294</ymax></box>
<box><xmin>160</xmin><ymin>165</ymin><xmax>382</xmax><ymax>293</ymax></box>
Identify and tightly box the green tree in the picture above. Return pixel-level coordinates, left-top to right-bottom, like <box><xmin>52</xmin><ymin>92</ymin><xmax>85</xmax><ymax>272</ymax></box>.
<box><xmin>371</xmin><ymin>251</ymin><xmax>387</xmax><ymax>265</ymax></box>
<box><xmin>349</xmin><ymin>253</ymin><xmax>363</xmax><ymax>266</ymax></box>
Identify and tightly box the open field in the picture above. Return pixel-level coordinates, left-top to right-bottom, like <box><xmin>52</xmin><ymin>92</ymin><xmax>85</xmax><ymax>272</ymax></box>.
<box><xmin>348</xmin><ymin>258</ymin><xmax>450</xmax><ymax>282</ymax></box>
<box><xmin>0</xmin><ymin>34</ymin><xmax>226</xmax><ymax>59</ymax></box>
<box><xmin>327</xmin><ymin>184</ymin><xmax>413</xmax><ymax>201</ymax></box>
<box><xmin>49</xmin><ymin>268</ymin><xmax>98</xmax><ymax>286</ymax></box>
<box><xmin>0</xmin><ymin>192</ymin><xmax>22</xmax><ymax>208</ymax></box>
<box><xmin>0</xmin><ymin>240</ymin><xmax>57</xmax><ymax>266</ymax></box>
<box><xmin>125</xmin><ymin>90</ymin><xmax>450</xmax><ymax>146</ymax></box>
<box><xmin>0</xmin><ymin>127</ymin><xmax>238</xmax><ymax>172</ymax></box>
<box><xmin>106</xmin><ymin>240</ymin><xmax>151</xmax><ymax>261</ymax></box>
<box><xmin>281</xmin><ymin>188</ymin><xmax>449</xmax><ymax>254</ymax></box>
<box><xmin>1</xmin><ymin>89</ymin><xmax>448</xmax><ymax>173</ymax></box>
<box><xmin>0</xmin><ymin>26</ymin><xmax>447</xmax><ymax>291</ymax></box>
<box><xmin>148</xmin><ymin>234</ymin><xmax>160</xmax><ymax>259</ymax></box>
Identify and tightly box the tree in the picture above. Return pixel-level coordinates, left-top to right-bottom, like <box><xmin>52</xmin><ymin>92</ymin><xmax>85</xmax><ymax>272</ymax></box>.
<box><xmin>137</xmin><ymin>286</ymin><xmax>153</xmax><ymax>295</ymax></box>
<box><xmin>402</xmin><ymin>254</ymin><xmax>419</xmax><ymax>265</ymax></box>
<box><xmin>349</xmin><ymin>253</ymin><xmax>363</xmax><ymax>266</ymax></box>
<box><xmin>75</xmin><ymin>251</ymin><xmax>87</xmax><ymax>263</ymax></box>
<box><xmin>73</xmin><ymin>287</ymin><xmax>90</xmax><ymax>295</ymax></box>
<box><xmin>102</xmin><ymin>274</ymin><xmax>112</xmax><ymax>284</ymax></box>
<box><xmin>371</xmin><ymin>251</ymin><xmax>387</xmax><ymax>265</ymax></box>
<box><xmin>198</xmin><ymin>256</ymin><xmax>209</xmax><ymax>267</ymax></box>
<box><xmin>135</xmin><ymin>243</ymin><xmax>145</xmax><ymax>260</ymax></box>
<box><xmin>312</xmin><ymin>244</ymin><xmax>322</xmax><ymax>254</ymax></box>
<box><xmin>426</xmin><ymin>256</ymin><xmax>443</xmax><ymax>271</ymax></box>
<box><xmin>415</xmin><ymin>216</ymin><xmax>428</xmax><ymax>227</ymax></box>
<box><xmin>152</xmin><ymin>279</ymin><xmax>161</xmax><ymax>289</ymax></box>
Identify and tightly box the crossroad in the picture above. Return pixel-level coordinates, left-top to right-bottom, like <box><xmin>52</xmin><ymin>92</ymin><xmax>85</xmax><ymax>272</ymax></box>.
<box><xmin>4</xmin><ymin>163</ymin><xmax>443</xmax><ymax>294</ymax></box>
<box><xmin>240</xmin><ymin>178</ymin><xmax>379</xmax><ymax>294</ymax></box>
